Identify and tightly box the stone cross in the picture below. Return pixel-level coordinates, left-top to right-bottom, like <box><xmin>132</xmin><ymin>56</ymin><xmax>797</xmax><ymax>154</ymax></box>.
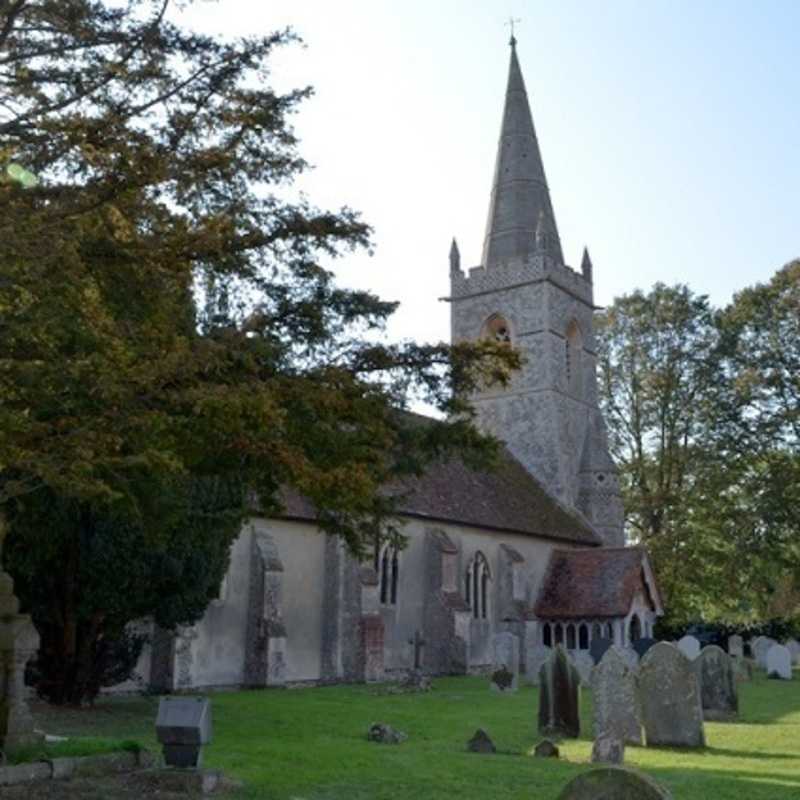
<box><xmin>408</xmin><ymin>630</ymin><xmax>426</xmax><ymax>670</ymax></box>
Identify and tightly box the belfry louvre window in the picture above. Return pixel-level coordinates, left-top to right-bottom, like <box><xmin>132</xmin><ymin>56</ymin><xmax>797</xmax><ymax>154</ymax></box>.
<box><xmin>375</xmin><ymin>543</ymin><xmax>399</xmax><ymax>606</ymax></box>
<box><xmin>465</xmin><ymin>552</ymin><xmax>490</xmax><ymax>619</ymax></box>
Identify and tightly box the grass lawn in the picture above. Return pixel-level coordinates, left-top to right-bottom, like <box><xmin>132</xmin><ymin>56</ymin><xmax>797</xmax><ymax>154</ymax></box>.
<box><xmin>31</xmin><ymin>671</ymin><xmax>800</xmax><ymax>799</ymax></box>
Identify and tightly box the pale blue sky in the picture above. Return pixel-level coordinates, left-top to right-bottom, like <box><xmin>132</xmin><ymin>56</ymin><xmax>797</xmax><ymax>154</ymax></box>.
<box><xmin>187</xmin><ymin>0</ymin><xmax>799</xmax><ymax>346</ymax></box>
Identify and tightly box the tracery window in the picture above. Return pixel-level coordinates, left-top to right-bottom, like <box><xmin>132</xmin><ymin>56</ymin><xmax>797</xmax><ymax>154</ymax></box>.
<box><xmin>465</xmin><ymin>552</ymin><xmax>491</xmax><ymax>619</ymax></box>
<box><xmin>481</xmin><ymin>314</ymin><xmax>512</xmax><ymax>345</ymax></box>
<box><xmin>375</xmin><ymin>542</ymin><xmax>399</xmax><ymax>606</ymax></box>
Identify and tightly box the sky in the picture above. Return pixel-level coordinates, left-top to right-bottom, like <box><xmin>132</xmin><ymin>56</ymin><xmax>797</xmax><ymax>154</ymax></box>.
<box><xmin>185</xmin><ymin>0</ymin><xmax>799</xmax><ymax>348</ymax></box>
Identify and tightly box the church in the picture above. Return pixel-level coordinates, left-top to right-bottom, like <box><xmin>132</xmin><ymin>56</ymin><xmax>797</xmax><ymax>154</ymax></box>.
<box><xmin>133</xmin><ymin>38</ymin><xmax>663</xmax><ymax>693</ymax></box>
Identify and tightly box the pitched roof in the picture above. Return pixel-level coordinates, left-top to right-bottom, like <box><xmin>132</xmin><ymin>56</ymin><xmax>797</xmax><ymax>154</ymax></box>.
<box><xmin>481</xmin><ymin>39</ymin><xmax>563</xmax><ymax>268</ymax></box>
<box><xmin>278</xmin><ymin>446</ymin><xmax>600</xmax><ymax>547</ymax></box>
<box><xmin>534</xmin><ymin>547</ymin><xmax>657</xmax><ymax>619</ymax></box>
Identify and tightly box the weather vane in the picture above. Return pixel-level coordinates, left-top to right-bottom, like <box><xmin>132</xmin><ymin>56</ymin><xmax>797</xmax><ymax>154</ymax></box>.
<box><xmin>506</xmin><ymin>16</ymin><xmax>521</xmax><ymax>44</ymax></box>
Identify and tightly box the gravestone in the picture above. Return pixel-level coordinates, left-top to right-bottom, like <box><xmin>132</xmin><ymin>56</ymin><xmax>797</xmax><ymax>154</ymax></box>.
<box><xmin>591</xmin><ymin>645</ymin><xmax>642</xmax><ymax>745</ymax></box>
<box><xmin>467</xmin><ymin>728</ymin><xmax>495</xmax><ymax>753</ymax></box>
<box><xmin>785</xmin><ymin>639</ymin><xmax>800</xmax><ymax>665</ymax></box>
<box><xmin>590</xmin><ymin>637</ymin><xmax>614</xmax><ymax>665</ymax></box>
<box><xmin>732</xmin><ymin>655</ymin><xmax>754</xmax><ymax>682</ymax></box>
<box><xmin>525</xmin><ymin>644</ymin><xmax>551</xmax><ymax>685</ymax></box>
<box><xmin>766</xmin><ymin>644</ymin><xmax>792</xmax><ymax>680</ymax></box>
<box><xmin>155</xmin><ymin>696</ymin><xmax>212</xmax><ymax>768</ymax></box>
<box><xmin>538</xmin><ymin>646</ymin><xmax>580</xmax><ymax>739</ymax></box>
<box><xmin>753</xmin><ymin>637</ymin><xmax>777</xmax><ymax>669</ymax></box>
<box><xmin>0</xmin><ymin>528</ymin><xmax>42</xmax><ymax>754</ymax></box>
<box><xmin>676</xmin><ymin>635</ymin><xmax>700</xmax><ymax>660</ymax></box>
<box><xmin>490</xmin><ymin>631</ymin><xmax>519</xmax><ymax>692</ymax></box>
<box><xmin>620</xmin><ymin>646</ymin><xmax>639</xmax><ymax>669</ymax></box>
<box><xmin>632</xmin><ymin>637</ymin><xmax>657</xmax><ymax>659</ymax></box>
<box><xmin>572</xmin><ymin>651</ymin><xmax>595</xmax><ymax>686</ymax></box>
<box><xmin>727</xmin><ymin>635</ymin><xmax>743</xmax><ymax>658</ymax></box>
<box><xmin>638</xmin><ymin>642</ymin><xmax>705</xmax><ymax>748</ymax></box>
<box><xmin>591</xmin><ymin>735</ymin><xmax>624</xmax><ymax>765</ymax></box>
<box><xmin>696</xmin><ymin>645</ymin><xmax>737</xmax><ymax>720</ymax></box>
<box><xmin>533</xmin><ymin>739</ymin><xmax>559</xmax><ymax>758</ymax></box>
<box><xmin>556</xmin><ymin>766</ymin><xmax>673</xmax><ymax>800</ymax></box>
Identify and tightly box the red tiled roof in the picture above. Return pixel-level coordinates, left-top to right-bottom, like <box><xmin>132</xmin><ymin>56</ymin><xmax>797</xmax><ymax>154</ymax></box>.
<box><xmin>278</xmin><ymin>446</ymin><xmax>600</xmax><ymax>547</ymax></box>
<box><xmin>534</xmin><ymin>547</ymin><xmax>653</xmax><ymax>619</ymax></box>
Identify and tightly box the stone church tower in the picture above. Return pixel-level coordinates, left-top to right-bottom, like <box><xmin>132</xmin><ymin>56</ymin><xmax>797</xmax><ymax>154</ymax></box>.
<box><xmin>448</xmin><ymin>37</ymin><xmax>625</xmax><ymax>547</ymax></box>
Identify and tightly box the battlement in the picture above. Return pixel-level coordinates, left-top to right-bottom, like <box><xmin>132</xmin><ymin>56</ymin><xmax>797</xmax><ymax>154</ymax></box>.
<box><xmin>450</xmin><ymin>255</ymin><xmax>594</xmax><ymax>306</ymax></box>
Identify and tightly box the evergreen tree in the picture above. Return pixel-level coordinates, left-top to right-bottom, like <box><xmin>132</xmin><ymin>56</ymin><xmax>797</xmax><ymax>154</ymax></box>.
<box><xmin>0</xmin><ymin>0</ymin><xmax>517</xmax><ymax>702</ymax></box>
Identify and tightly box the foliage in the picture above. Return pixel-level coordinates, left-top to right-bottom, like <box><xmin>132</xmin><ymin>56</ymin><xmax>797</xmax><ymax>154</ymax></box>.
<box><xmin>0</xmin><ymin>0</ymin><xmax>518</xmax><ymax>704</ymax></box>
<box><xmin>597</xmin><ymin>272</ymin><xmax>800</xmax><ymax>625</ymax></box>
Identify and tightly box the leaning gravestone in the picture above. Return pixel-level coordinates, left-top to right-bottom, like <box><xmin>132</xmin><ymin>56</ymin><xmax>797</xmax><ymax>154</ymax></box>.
<box><xmin>638</xmin><ymin>642</ymin><xmax>705</xmax><ymax>748</ymax></box>
<box><xmin>766</xmin><ymin>644</ymin><xmax>792</xmax><ymax>680</ymax></box>
<box><xmin>525</xmin><ymin>644</ymin><xmax>551</xmax><ymax>686</ymax></box>
<box><xmin>696</xmin><ymin>645</ymin><xmax>738</xmax><ymax>720</ymax></box>
<box><xmin>590</xmin><ymin>637</ymin><xmax>614</xmax><ymax>665</ymax></box>
<box><xmin>677</xmin><ymin>635</ymin><xmax>700</xmax><ymax>660</ymax></box>
<box><xmin>785</xmin><ymin>639</ymin><xmax>800</xmax><ymax>666</ymax></box>
<box><xmin>632</xmin><ymin>637</ymin><xmax>658</xmax><ymax>660</ymax></box>
<box><xmin>727</xmin><ymin>635</ymin><xmax>743</xmax><ymax>658</ymax></box>
<box><xmin>572</xmin><ymin>651</ymin><xmax>595</xmax><ymax>686</ymax></box>
<box><xmin>556</xmin><ymin>766</ymin><xmax>673</xmax><ymax>800</ymax></box>
<box><xmin>490</xmin><ymin>631</ymin><xmax>519</xmax><ymax>692</ymax></box>
<box><xmin>753</xmin><ymin>637</ymin><xmax>777</xmax><ymax>669</ymax></box>
<box><xmin>539</xmin><ymin>646</ymin><xmax>580</xmax><ymax>739</ymax></box>
<box><xmin>591</xmin><ymin>645</ymin><xmax>642</xmax><ymax>745</ymax></box>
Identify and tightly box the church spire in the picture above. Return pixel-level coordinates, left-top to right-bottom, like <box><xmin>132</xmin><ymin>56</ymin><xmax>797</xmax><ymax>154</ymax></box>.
<box><xmin>481</xmin><ymin>38</ymin><xmax>563</xmax><ymax>268</ymax></box>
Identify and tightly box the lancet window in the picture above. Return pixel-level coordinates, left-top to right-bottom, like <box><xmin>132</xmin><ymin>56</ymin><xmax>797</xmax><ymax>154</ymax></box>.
<box><xmin>375</xmin><ymin>542</ymin><xmax>399</xmax><ymax>606</ymax></box>
<box><xmin>465</xmin><ymin>552</ymin><xmax>490</xmax><ymax>619</ymax></box>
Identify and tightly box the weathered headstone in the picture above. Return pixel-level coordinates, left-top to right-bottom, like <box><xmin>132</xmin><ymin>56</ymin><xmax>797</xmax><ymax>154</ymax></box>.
<box><xmin>367</xmin><ymin>722</ymin><xmax>407</xmax><ymax>744</ymax></box>
<box><xmin>591</xmin><ymin>645</ymin><xmax>642</xmax><ymax>745</ymax></box>
<box><xmin>766</xmin><ymin>644</ymin><xmax>792</xmax><ymax>680</ymax></box>
<box><xmin>676</xmin><ymin>635</ymin><xmax>700</xmax><ymax>660</ymax></box>
<box><xmin>785</xmin><ymin>639</ymin><xmax>800</xmax><ymax>666</ymax></box>
<box><xmin>732</xmin><ymin>656</ymin><xmax>754</xmax><ymax>682</ymax></box>
<box><xmin>591</xmin><ymin>735</ymin><xmax>624</xmax><ymax>765</ymax></box>
<box><xmin>538</xmin><ymin>646</ymin><xmax>580</xmax><ymax>739</ymax></box>
<box><xmin>556</xmin><ymin>766</ymin><xmax>673</xmax><ymax>800</ymax></box>
<box><xmin>727</xmin><ymin>635</ymin><xmax>743</xmax><ymax>658</ymax></box>
<box><xmin>620</xmin><ymin>646</ymin><xmax>639</xmax><ymax>669</ymax></box>
<box><xmin>632</xmin><ymin>637</ymin><xmax>658</xmax><ymax>659</ymax></box>
<box><xmin>467</xmin><ymin>728</ymin><xmax>495</xmax><ymax>753</ymax></box>
<box><xmin>155</xmin><ymin>696</ymin><xmax>212</xmax><ymax>768</ymax></box>
<box><xmin>753</xmin><ymin>636</ymin><xmax>777</xmax><ymax>669</ymax></box>
<box><xmin>0</xmin><ymin>528</ymin><xmax>42</xmax><ymax>754</ymax></box>
<box><xmin>638</xmin><ymin>642</ymin><xmax>705</xmax><ymax>748</ymax></box>
<box><xmin>696</xmin><ymin>645</ymin><xmax>738</xmax><ymax>720</ymax></box>
<box><xmin>490</xmin><ymin>631</ymin><xmax>519</xmax><ymax>692</ymax></box>
<box><xmin>572</xmin><ymin>651</ymin><xmax>595</xmax><ymax>686</ymax></box>
<box><xmin>533</xmin><ymin>739</ymin><xmax>560</xmax><ymax>758</ymax></box>
<box><xmin>525</xmin><ymin>644</ymin><xmax>551</xmax><ymax>685</ymax></box>
<box><xmin>590</xmin><ymin>636</ymin><xmax>614</xmax><ymax>665</ymax></box>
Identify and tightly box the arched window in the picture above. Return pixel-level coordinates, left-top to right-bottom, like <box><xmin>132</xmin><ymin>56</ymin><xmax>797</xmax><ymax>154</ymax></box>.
<box><xmin>555</xmin><ymin>623</ymin><xmax>564</xmax><ymax>645</ymax></box>
<box><xmin>629</xmin><ymin>614</ymin><xmax>642</xmax><ymax>644</ymax></box>
<box><xmin>566</xmin><ymin>624</ymin><xmax>576</xmax><ymax>650</ymax></box>
<box><xmin>565</xmin><ymin>319</ymin><xmax>583</xmax><ymax>396</ymax></box>
<box><xmin>481</xmin><ymin>314</ymin><xmax>512</xmax><ymax>345</ymax></box>
<box><xmin>579</xmin><ymin>623</ymin><xmax>589</xmax><ymax>650</ymax></box>
<box><xmin>465</xmin><ymin>552</ymin><xmax>491</xmax><ymax>620</ymax></box>
<box><xmin>543</xmin><ymin>623</ymin><xmax>552</xmax><ymax>647</ymax></box>
<box><xmin>375</xmin><ymin>542</ymin><xmax>399</xmax><ymax>606</ymax></box>
<box><xmin>592</xmin><ymin>622</ymin><xmax>603</xmax><ymax>640</ymax></box>
<box><xmin>605</xmin><ymin>622</ymin><xmax>613</xmax><ymax>639</ymax></box>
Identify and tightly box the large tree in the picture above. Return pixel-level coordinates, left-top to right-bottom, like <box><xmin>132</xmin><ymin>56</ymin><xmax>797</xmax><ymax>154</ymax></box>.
<box><xmin>0</xmin><ymin>0</ymin><xmax>517</xmax><ymax>703</ymax></box>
